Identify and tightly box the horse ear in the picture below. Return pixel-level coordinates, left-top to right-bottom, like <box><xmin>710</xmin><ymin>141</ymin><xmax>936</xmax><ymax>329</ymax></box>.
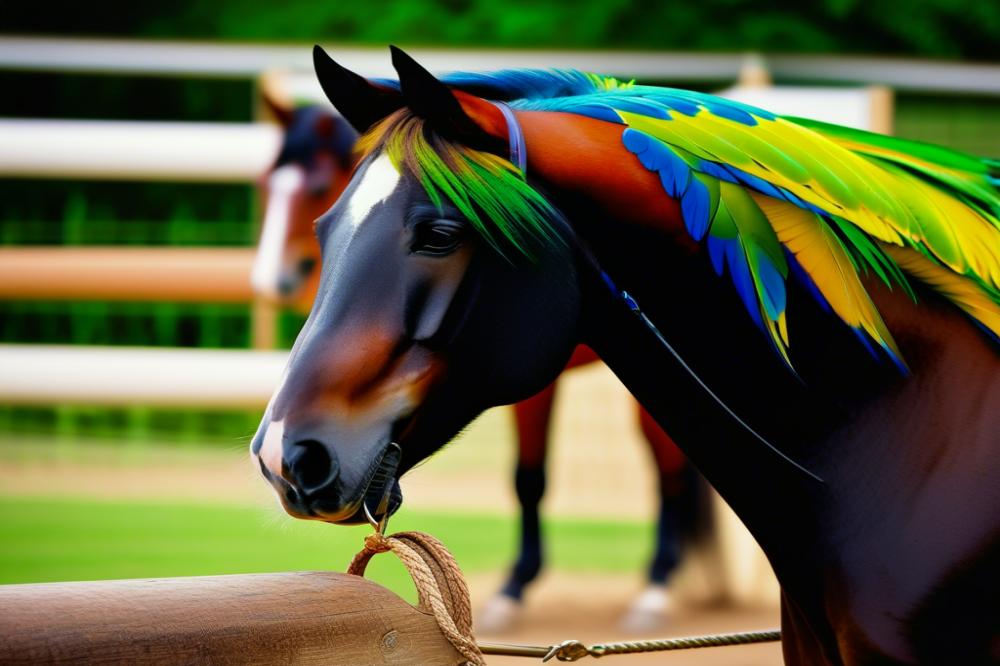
<box><xmin>389</xmin><ymin>45</ymin><xmax>507</xmax><ymax>154</ymax></box>
<box><xmin>259</xmin><ymin>70</ymin><xmax>295</xmax><ymax>127</ymax></box>
<box><xmin>312</xmin><ymin>45</ymin><xmax>403</xmax><ymax>133</ymax></box>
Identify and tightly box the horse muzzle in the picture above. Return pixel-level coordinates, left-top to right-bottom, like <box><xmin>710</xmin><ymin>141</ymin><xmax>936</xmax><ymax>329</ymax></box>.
<box><xmin>312</xmin><ymin>441</ymin><xmax>404</xmax><ymax>525</ymax></box>
<box><xmin>252</xmin><ymin>421</ymin><xmax>403</xmax><ymax>524</ymax></box>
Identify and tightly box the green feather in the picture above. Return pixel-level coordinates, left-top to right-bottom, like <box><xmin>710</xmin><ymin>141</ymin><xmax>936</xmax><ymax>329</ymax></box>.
<box><xmin>785</xmin><ymin>116</ymin><xmax>994</xmax><ymax>176</ymax></box>
<box><xmin>829</xmin><ymin>215</ymin><xmax>916</xmax><ymax>300</ymax></box>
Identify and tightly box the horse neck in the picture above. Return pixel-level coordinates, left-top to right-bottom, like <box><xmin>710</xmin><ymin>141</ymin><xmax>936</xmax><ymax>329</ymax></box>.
<box><xmin>575</xmin><ymin>238</ymin><xmax>825</xmax><ymax>567</ymax></box>
<box><xmin>567</xmin><ymin>207</ymin><xmax>910</xmax><ymax>577</ymax></box>
<box><xmin>571</xmin><ymin>206</ymin><xmax>1000</xmax><ymax>590</ymax></box>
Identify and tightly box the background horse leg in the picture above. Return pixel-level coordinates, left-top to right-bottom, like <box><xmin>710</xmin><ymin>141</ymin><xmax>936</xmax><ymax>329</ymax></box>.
<box><xmin>620</xmin><ymin>403</ymin><xmax>691</xmax><ymax>632</ymax></box>
<box><xmin>476</xmin><ymin>380</ymin><xmax>556</xmax><ymax>633</ymax></box>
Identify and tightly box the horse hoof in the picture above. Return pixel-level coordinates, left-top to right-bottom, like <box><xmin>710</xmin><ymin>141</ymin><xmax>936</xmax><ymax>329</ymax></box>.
<box><xmin>619</xmin><ymin>584</ymin><xmax>674</xmax><ymax>634</ymax></box>
<box><xmin>475</xmin><ymin>593</ymin><xmax>522</xmax><ymax>634</ymax></box>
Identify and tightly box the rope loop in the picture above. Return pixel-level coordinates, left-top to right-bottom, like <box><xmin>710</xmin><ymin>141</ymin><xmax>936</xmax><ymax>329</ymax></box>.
<box><xmin>348</xmin><ymin>527</ymin><xmax>780</xmax><ymax>664</ymax></box>
<box><xmin>349</xmin><ymin>530</ymin><xmax>485</xmax><ymax>666</ymax></box>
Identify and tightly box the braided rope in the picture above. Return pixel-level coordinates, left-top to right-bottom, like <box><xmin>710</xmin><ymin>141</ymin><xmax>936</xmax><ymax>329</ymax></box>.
<box><xmin>349</xmin><ymin>529</ymin><xmax>780</xmax><ymax>663</ymax></box>
<box><xmin>587</xmin><ymin>629</ymin><xmax>783</xmax><ymax>657</ymax></box>
<box><xmin>348</xmin><ymin>531</ymin><xmax>484</xmax><ymax>665</ymax></box>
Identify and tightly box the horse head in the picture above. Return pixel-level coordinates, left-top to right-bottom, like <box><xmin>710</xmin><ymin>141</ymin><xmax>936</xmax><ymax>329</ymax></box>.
<box><xmin>250</xmin><ymin>47</ymin><xmax>582</xmax><ymax>524</ymax></box>
<box><xmin>251</xmin><ymin>78</ymin><xmax>359</xmax><ymax>309</ymax></box>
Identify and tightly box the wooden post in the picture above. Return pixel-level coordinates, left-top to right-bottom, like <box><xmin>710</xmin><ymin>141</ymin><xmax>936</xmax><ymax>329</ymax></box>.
<box><xmin>0</xmin><ymin>572</ymin><xmax>464</xmax><ymax>665</ymax></box>
<box><xmin>867</xmin><ymin>85</ymin><xmax>895</xmax><ymax>135</ymax></box>
<box><xmin>737</xmin><ymin>53</ymin><xmax>772</xmax><ymax>88</ymax></box>
<box><xmin>252</xmin><ymin>297</ymin><xmax>280</xmax><ymax>349</ymax></box>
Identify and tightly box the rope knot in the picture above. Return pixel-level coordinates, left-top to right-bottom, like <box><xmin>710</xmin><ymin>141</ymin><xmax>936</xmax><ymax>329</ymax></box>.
<box><xmin>543</xmin><ymin>640</ymin><xmax>590</xmax><ymax>662</ymax></box>
<box><xmin>363</xmin><ymin>532</ymin><xmax>392</xmax><ymax>553</ymax></box>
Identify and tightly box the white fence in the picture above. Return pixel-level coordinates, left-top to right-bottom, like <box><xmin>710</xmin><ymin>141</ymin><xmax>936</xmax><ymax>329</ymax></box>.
<box><xmin>0</xmin><ymin>89</ymin><xmax>889</xmax><ymax>184</ymax></box>
<box><xmin>3</xmin><ymin>36</ymin><xmax>999</xmax><ymax>95</ymax></box>
<box><xmin>0</xmin><ymin>119</ymin><xmax>279</xmax><ymax>182</ymax></box>
<box><xmin>0</xmin><ymin>345</ymin><xmax>285</xmax><ymax>408</ymax></box>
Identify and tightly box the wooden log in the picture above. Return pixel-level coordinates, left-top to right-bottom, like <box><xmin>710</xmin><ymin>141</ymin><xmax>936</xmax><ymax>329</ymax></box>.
<box><xmin>0</xmin><ymin>571</ymin><xmax>465</xmax><ymax>665</ymax></box>
<box><xmin>0</xmin><ymin>247</ymin><xmax>255</xmax><ymax>303</ymax></box>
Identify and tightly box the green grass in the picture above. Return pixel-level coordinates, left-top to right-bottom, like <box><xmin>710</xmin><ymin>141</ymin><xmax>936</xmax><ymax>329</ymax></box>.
<box><xmin>0</xmin><ymin>496</ymin><xmax>651</xmax><ymax>600</ymax></box>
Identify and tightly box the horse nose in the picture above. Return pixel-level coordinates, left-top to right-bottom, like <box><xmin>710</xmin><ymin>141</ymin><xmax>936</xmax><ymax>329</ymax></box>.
<box><xmin>283</xmin><ymin>439</ymin><xmax>339</xmax><ymax>495</ymax></box>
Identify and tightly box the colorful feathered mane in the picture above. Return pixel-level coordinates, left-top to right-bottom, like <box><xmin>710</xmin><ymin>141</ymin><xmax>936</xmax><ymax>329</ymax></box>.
<box><xmin>362</xmin><ymin>69</ymin><xmax>1000</xmax><ymax>368</ymax></box>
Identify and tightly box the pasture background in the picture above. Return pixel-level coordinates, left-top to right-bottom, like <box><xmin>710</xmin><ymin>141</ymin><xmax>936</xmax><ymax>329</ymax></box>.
<box><xmin>1</xmin><ymin>5</ymin><xmax>997</xmax><ymax>663</ymax></box>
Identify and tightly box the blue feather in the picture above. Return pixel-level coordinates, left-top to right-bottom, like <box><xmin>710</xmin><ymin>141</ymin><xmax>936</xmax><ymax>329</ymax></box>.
<box><xmin>441</xmin><ymin>69</ymin><xmax>597</xmax><ymax>100</ymax></box>
<box><xmin>726</xmin><ymin>242</ymin><xmax>764</xmax><ymax>328</ymax></box>
<box><xmin>852</xmin><ymin>326</ymin><xmax>908</xmax><ymax>374</ymax></box>
<box><xmin>729</xmin><ymin>169</ymin><xmax>786</xmax><ymax>200</ymax></box>
<box><xmin>877</xmin><ymin>339</ymin><xmax>910</xmax><ymax>374</ymax></box>
<box><xmin>756</xmin><ymin>255</ymin><xmax>787</xmax><ymax>320</ymax></box>
<box><xmin>666</xmin><ymin>90</ymin><xmax>777</xmax><ymax>121</ymax></box>
<box><xmin>623</xmin><ymin>129</ymin><xmax>691</xmax><ymax>198</ymax></box>
<box><xmin>569</xmin><ymin>103</ymin><xmax>624</xmax><ymax>124</ymax></box>
<box><xmin>609</xmin><ymin>98</ymin><xmax>671</xmax><ymax>119</ymax></box>
<box><xmin>621</xmin><ymin>128</ymin><xmax>650</xmax><ymax>156</ymax></box>
<box><xmin>699</xmin><ymin>101</ymin><xmax>758</xmax><ymax>125</ymax></box>
<box><xmin>852</xmin><ymin>328</ymin><xmax>880</xmax><ymax>360</ymax></box>
<box><xmin>697</xmin><ymin>161</ymin><xmax>828</xmax><ymax>216</ymax></box>
<box><xmin>681</xmin><ymin>177</ymin><xmax>711</xmax><ymax>241</ymax></box>
<box><xmin>661</xmin><ymin>160</ymin><xmax>691</xmax><ymax>199</ymax></box>
<box><xmin>707</xmin><ymin>235</ymin><xmax>727</xmax><ymax>276</ymax></box>
<box><xmin>698</xmin><ymin>160</ymin><xmax>739</xmax><ymax>184</ymax></box>
<box><xmin>654</xmin><ymin>98</ymin><xmax>701</xmax><ymax>117</ymax></box>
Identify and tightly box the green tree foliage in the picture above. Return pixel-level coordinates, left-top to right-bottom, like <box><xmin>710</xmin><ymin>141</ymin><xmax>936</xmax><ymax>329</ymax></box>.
<box><xmin>6</xmin><ymin>0</ymin><xmax>999</xmax><ymax>60</ymax></box>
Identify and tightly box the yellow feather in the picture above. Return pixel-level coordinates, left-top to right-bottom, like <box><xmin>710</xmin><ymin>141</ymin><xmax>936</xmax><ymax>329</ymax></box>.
<box><xmin>833</xmin><ymin>139</ymin><xmax>974</xmax><ymax>181</ymax></box>
<box><xmin>751</xmin><ymin>192</ymin><xmax>903</xmax><ymax>362</ymax></box>
<box><xmin>879</xmin><ymin>165</ymin><xmax>1000</xmax><ymax>290</ymax></box>
<box><xmin>882</xmin><ymin>245</ymin><xmax>1000</xmax><ymax>337</ymax></box>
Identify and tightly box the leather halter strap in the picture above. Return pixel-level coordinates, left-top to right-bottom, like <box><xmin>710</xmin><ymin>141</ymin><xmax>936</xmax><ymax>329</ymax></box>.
<box><xmin>492</xmin><ymin>101</ymin><xmax>527</xmax><ymax>174</ymax></box>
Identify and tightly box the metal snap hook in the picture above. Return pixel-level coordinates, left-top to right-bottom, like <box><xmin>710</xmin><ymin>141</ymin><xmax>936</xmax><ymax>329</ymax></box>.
<box><xmin>363</xmin><ymin>501</ymin><xmax>390</xmax><ymax>536</ymax></box>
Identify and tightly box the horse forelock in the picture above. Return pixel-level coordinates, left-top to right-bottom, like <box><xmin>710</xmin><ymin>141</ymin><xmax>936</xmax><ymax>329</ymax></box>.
<box><xmin>354</xmin><ymin>109</ymin><xmax>559</xmax><ymax>260</ymax></box>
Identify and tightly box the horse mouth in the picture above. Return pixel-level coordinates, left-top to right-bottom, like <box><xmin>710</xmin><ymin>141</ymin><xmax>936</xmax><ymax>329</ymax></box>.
<box><xmin>319</xmin><ymin>441</ymin><xmax>403</xmax><ymax>525</ymax></box>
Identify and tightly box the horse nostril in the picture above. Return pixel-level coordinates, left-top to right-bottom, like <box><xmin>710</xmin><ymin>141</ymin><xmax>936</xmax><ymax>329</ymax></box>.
<box><xmin>285</xmin><ymin>439</ymin><xmax>339</xmax><ymax>494</ymax></box>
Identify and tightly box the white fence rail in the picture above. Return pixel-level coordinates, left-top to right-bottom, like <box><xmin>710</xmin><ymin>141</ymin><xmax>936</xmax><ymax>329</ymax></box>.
<box><xmin>0</xmin><ymin>345</ymin><xmax>286</xmax><ymax>407</ymax></box>
<box><xmin>0</xmin><ymin>86</ymin><xmax>887</xmax><ymax>183</ymax></box>
<box><xmin>0</xmin><ymin>119</ymin><xmax>279</xmax><ymax>182</ymax></box>
<box><xmin>2</xmin><ymin>36</ymin><xmax>998</xmax><ymax>94</ymax></box>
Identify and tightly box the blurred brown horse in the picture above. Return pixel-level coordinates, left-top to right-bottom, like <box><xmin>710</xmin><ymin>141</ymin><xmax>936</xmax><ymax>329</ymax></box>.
<box><xmin>251</xmin><ymin>85</ymin><xmax>699</xmax><ymax>631</ymax></box>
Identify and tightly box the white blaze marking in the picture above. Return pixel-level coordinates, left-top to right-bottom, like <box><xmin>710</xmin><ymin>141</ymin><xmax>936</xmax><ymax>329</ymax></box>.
<box><xmin>259</xmin><ymin>418</ymin><xmax>285</xmax><ymax>478</ymax></box>
<box><xmin>344</xmin><ymin>154</ymin><xmax>401</xmax><ymax>230</ymax></box>
<box><xmin>255</xmin><ymin>154</ymin><xmax>405</xmax><ymax>481</ymax></box>
<box><xmin>251</xmin><ymin>164</ymin><xmax>305</xmax><ymax>297</ymax></box>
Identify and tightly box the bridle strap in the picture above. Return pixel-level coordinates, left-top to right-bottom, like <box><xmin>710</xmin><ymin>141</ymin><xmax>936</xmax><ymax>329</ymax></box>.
<box><xmin>490</xmin><ymin>101</ymin><xmax>824</xmax><ymax>486</ymax></box>
<box><xmin>492</xmin><ymin>101</ymin><xmax>527</xmax><ymax>174</ymax></box>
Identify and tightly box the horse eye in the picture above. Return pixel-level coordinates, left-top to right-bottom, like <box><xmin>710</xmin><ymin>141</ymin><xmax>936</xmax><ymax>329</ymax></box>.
<box><xmin>411</xmin><ymin>222</ymin><xmax>462</xmax><ymax>256</ymax></box>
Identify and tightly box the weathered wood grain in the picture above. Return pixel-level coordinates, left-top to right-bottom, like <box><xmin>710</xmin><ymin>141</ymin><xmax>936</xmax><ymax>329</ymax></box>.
<box><xmin>0</xmin><ymin>571</ymin><xmax>465</xmax><ymax>665</ymax></box>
